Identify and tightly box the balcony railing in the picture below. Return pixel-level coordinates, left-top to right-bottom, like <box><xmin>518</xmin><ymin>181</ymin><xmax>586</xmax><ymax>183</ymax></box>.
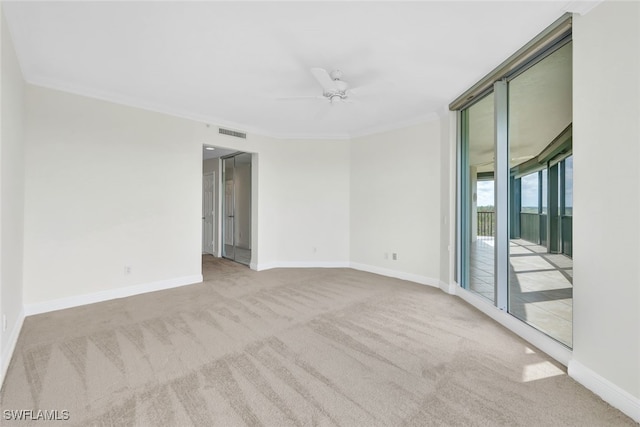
<box><xmin>477</xmin><ymin>211</ymin><xmax>495</xmax><ymax>237</ymax></box>
<box><xmin>517</xmin><ymin>212</ymin><xmax>572</xmax><ymax>257</ymax></box>
<box><xmin>476</xmin><ymin>211</ymin><xmax>571</xmax><ymax>257</ymax></box>
<box><xmin>520</xmin><ymin>212</ymin><xmax>540</xmax><ymax>243</ymax></box>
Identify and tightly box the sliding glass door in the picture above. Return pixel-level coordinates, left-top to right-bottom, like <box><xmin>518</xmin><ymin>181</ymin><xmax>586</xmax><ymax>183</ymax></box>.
<box><xmin>458</xmin><ymin>40</ymin><xmax>573</xmax><ymax>347</ymax></box>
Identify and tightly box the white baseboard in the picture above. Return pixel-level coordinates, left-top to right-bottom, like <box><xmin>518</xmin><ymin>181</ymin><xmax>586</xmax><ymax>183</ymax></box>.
<box><xmin>24</xmin><ymin>275</ymin><xmax>203</xmax><ymax>316</ymax></box>
<box><xmin>1</xmin><ymin>308</ymin><xmax>25</xmax><ymax>388</ymax></box>
<box><xmin>568</xmin><ymin>360</ymin><xmax>640</xmax><ymax>422</ymax></box>
<box><xmin>439</xmin><ymin>280</ymin><xmax>457</xmax><ymax>295</ymax></box>
<box><xmin>349</xmin><ymin>262</ymin><xmax>440</xmax><ymax>288</ymax></box>
<box><xmin>252</xmin><ymin>261</ymin><xmax>439</xmax><ymax>289</ymax></box>
<box><xmin>255</xmin><ymin>261</ymin><xmax>350</xmax><ymax>271</ymax></box>
<box><xmin>454</xmin><ymin>285</ymin><xmax>572</xmax><ymax>366</ymax></box>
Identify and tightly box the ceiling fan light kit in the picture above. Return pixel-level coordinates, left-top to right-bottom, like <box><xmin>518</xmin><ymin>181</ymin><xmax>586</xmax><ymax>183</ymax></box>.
<box><xmin>311</xmin><ymin>68</ymin><xmax>351</xmax><ymax>103</ymax></box>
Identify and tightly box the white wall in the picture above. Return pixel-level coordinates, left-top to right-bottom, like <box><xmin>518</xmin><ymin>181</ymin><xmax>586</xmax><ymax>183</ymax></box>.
<box><xmin>193</xmin><ymin>127</ymin><xmax>352</xmax><ymax>269</ymax></box>
<box><xmin>439</xmin><ymin>111</ymin><xmax>456</xmax><ymax>288</ymax></box>
<box><xmin>350</xmin><ymin>120</ymin><xmax>442</xmax><ymax>284</ymax></box>
<box><xmin>572</xmin><ymin>0</ymin><xmax>640</xmax><ymax>402</ymax></box>
<box><xmin>23</xmin><ymin>86</ymin><xmax>203</xmax><ymax>306</ymax></box>
<box><xmin>253</xmin><ymin>138</ymin><xmax>350</xmax><ymax>268</ymax></box>
<box><xmin>22</xmin><ymin>88</ymin><xmax>352</xmax><ymax>309</ymax></box>
<box><xmin>0</xmin><ymin>7</ymin><xmax>25</xmax><ymax>383</ymax></box>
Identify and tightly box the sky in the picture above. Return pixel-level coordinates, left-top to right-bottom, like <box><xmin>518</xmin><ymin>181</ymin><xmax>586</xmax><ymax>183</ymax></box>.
<box><xmin>479</xmin><ymin>177</ymin><xmax>538</xmax><ymax>208</ymax></box>
<box><xmin>521</xmin><ymin>174</ymin><xmax>539</xmax><ymax>208</ymax></box>
<box><xmin>477</xmin><ymin>181</ymin><xmax>494</xmax><ymax>206</ymax></box>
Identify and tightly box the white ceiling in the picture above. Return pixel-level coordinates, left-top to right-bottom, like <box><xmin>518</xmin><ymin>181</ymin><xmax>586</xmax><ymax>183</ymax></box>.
<box><xmin>3</xmin><ymin>1</ymin><xmax>577</xmax><ymax>139</ymax></box>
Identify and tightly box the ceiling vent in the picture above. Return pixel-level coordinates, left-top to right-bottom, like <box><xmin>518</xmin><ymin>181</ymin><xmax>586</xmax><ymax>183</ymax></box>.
<box><xmin>219</xmin><ymin>128</ymin><xmax>246</xmax><ymax>139</ymax></box>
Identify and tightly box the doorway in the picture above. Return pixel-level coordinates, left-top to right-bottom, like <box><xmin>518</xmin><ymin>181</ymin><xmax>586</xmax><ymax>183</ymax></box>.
<box><xmin>222</xmin><ymin>152</ymin><xmax>252</xmax><ymax>265</ymax></box>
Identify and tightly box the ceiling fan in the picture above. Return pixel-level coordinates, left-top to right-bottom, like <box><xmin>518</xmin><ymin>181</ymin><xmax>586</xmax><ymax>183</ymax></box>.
<box><xmin>311</xmin><ymin>68</ymin><xmax>350</xmax><ymax>102</ymax></box>
<box><xmin>279</xmin><ymin>68</ymin><xmax>358</xmax><ymax>104</ymax></box>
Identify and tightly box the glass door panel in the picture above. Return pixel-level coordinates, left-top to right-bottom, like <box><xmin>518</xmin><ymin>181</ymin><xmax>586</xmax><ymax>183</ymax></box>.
<box><xmin>462</xmin><ymin>92</ymin><xmax>496</xmax><ymax>302</ymax></box>
<box><xmin>222</xmin><ymin>153</ymin><xmax>252</xmax><ymax>266</ymax></box>
<box><xmin>233</xmin><ymin>153</ymin><xmax>252</xmax><ymax>265</ymax></box>
<box><xmin>507</xmin><ymin>42</ymin><xmax>573</xmax><ymax>347</ymax></box>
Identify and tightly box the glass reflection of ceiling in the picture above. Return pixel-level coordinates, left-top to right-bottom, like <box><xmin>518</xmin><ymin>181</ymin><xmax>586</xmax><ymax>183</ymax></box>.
<box><xmin>468</xmin><ymin>43</ymin><xmax>572</xmax><ymax>172</ymax></box>
<box><xmin>468</xmin><ymin>93</ymin><xmax>495</xmax><ymax>172</ymax></box>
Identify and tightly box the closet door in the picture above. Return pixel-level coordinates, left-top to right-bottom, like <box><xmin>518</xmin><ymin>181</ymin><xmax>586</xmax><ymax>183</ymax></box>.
<box><xmin>222</xmin><ymin>157</ymin><xmax>235</xmax><ymax>260</ymax></box>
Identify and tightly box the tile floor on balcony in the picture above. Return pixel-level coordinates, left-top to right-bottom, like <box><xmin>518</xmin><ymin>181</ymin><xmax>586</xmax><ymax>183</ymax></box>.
<box><xmin>469</xmin><ymin>237</ymin><xmax>573</xmax><ymax>348</ymax></box>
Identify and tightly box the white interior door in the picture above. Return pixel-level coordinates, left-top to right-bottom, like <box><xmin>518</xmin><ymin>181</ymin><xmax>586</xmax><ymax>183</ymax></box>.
<box><xmin>202</xmin><ymin>173</ymin><xmax>215</xmax><ymax>255</ymax></box>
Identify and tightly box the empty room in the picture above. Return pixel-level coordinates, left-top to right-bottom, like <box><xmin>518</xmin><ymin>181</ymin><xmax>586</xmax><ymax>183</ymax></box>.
<box><xmin>0</xmin><ymin>1</ymin><xmax>638</xmax><ymax>425</ymax></box>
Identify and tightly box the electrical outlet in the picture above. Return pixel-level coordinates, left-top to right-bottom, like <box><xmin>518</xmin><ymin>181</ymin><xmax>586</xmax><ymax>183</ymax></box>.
<box><xmin>313</xmin><ymin>247</ymin><xmax>317</xmax><ymax>253</ymax></box>
<box><xmin>2</xmin><ymin>314</ymin><xmax>6</xmax><ymax>332</ymax></box>
<box><xmin>392</xmin><ymin>253</ymin><xmax>398</xmax><ymax>260</ymax></box>
<box><xmin>124</xmin><ymin>265</ymin><xmax>132</xmax><ymax>275</ymax></box>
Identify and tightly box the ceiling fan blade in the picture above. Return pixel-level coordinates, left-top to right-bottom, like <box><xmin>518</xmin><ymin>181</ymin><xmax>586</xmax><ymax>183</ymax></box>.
<box><xmin>310</xmin><ymin>68</ymin><xmax>338</xmax><ymax>92</ymax></box>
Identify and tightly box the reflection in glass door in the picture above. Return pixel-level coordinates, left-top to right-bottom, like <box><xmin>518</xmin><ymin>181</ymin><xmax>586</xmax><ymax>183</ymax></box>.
<box><xmin>460</xmin><ymin>93</ymin><xmax>496</xmax><ymax>302</ymax></box>
<box><xmin>507</xmin><ymin>42</ymin><xmax>573</xmax><ymax>347</ymax></box>
<box><xmin>562</xmin><ymin>155</ymin><xmax>573</xmax><ymax>257</ymax></box>
<box><xmin>222</xmin><ymin>153</ymin><xmax>252</xmax><ymax>266</ymax></box>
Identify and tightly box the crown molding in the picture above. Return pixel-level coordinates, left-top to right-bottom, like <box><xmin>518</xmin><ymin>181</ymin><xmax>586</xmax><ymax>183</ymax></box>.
<box><xmin>563</xmin><ymin>0</ymin><xmax>604</xmax><ymax>16</ymax></box>
<box><xmin>25</xmin><ymin>75</ymin><xmax>441</xmax><ymax>142</ymax></box>
<box><xmin>25</xmin><ymin>75</ymin><xmax>280</xmax><ymax>138</ymax></box>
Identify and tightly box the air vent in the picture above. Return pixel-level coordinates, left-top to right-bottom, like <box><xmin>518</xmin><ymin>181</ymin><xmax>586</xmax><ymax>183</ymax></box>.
<box><xmin>219</xmin><ymin>128</ymin><xmax>246</xmax><ymax>139</ymax></box>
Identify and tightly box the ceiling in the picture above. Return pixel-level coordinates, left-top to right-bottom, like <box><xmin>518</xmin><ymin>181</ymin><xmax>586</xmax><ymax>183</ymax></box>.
<box><xmin>3</xmin><ymin>1</ymin><xmax>578</xmax><ymax>139</ymax></box>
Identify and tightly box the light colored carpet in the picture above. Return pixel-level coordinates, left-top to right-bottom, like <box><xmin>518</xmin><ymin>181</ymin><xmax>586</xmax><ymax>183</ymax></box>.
<box><xmin>0</xmin><ymin>256</ymin><xmax>634</xmax><ymax>426</ymax></box>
